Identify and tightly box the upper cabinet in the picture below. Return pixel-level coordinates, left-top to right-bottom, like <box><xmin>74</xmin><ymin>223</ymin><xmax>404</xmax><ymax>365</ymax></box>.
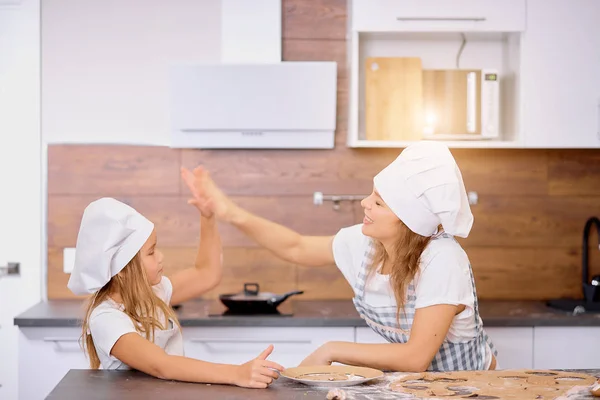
<box><xmin>521</xmin><ymin>0</ymin><xmax>600</xmax><ymax>148</ymax></box>
<box><xmin>351</xmin><ymin>0</ymin><xmax>526</xmax><ymax>33</ymax></box>
<box><xmin>346</xmin><ymin>0</ymin><xmax>600</xmax><ymax>149</ymax></box>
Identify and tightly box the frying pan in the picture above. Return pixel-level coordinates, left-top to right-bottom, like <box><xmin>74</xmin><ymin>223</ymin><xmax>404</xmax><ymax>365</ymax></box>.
<box><xmin>219</xmin><ymin>283</ymin><xmax>304</xmax><ymax>314</ymax></box>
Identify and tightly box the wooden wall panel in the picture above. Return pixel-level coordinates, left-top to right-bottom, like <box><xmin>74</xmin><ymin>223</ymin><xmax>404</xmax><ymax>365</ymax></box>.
<box><xmin>466</xmin><ymin>247</ymin><xmax>582</xmax><ymax>300</ymax></box>
<box><xmin>283</xmin><ymin>0</ymin><xmax>346</xmax><ymax>40</ymax></box>
<box><xmin>180</xmin><ymin>148</ymin><xmax>399</xmax><ymax>196</ymax></box>
<box><xmin>48</xmin><ymin>145</ymin><xmax>181</xmax><ymax>195</ymax></box>
<box><xmin>282</xmin><ymin>39</ymin><xmax>346</xmax><ymax>79</ymax></box>
<box><xmin>452</xmin><ymin>149</ymin><xmax>549</xmax><ymax>196</ymax></box>
<box><xmin>297</xmin><ymin>264</ymin><xmax>354</xmax><ymax>300</ymax></box>
<box><xmin>48</xmin><ymin>247</ymin><xmax>299</xmax><ymax>300</ymax></box>
<box><xmin>45</xmin><ymin>0</ymin><xmax>600</xmax><ymax>301</ymax></box>
<box><xmin>548</xmin><ymin>149</ymin><xmax>600</xmax><ymax>195</ymax></box>
<box><xmin>49</xmin><ymin>195</ymin><xmax>355</xmax><ymax>248</ymax></box>
<box><xmin>466</xmin><ymin>196</ymin><xmax>600</xmax><ymax>247</ymax></box>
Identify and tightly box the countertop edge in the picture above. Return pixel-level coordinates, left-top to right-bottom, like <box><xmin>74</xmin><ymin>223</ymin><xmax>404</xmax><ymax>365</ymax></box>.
<box><xmin>15</xmin><ymin>317</ymin><xmax>600</xmax><ymax>328</ymax></box>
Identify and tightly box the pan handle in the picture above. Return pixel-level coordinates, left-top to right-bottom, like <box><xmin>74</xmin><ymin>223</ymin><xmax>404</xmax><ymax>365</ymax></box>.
<box><xmin>271</xmin><ymin>290</ymin><xmax>304</xmax><ymax>307</ymax></box>
<box><xmin>244</xmin><ymin>283</ymin><xmax>260</xmax><ymax>295</ymax></box>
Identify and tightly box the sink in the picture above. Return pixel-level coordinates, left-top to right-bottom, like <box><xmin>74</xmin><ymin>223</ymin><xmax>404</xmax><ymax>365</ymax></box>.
<box><xmin>546</xmin><ymin>299</ymin><xmax>600</xmax><ymax>313</ymax></box>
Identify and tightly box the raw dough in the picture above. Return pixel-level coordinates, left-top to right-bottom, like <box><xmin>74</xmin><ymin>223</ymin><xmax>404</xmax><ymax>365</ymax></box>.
<box><xmin>299</xmin><ymin>373</ymin><xmax>349</xmax><ymax>382</ymax></box>
<box><xmin>390</xmin><ymin>369</ymin><xmax>597</xmax><ymax>400</ymax></box>
<box><xmin>591</xmin><ymin>379</ymin><xmax>600</xmax><ymax>397</ymax></box>
<box><xmin>326</xmin><ymin>388</ymin><xmax>347</xmax><ymax>400</ymax></box>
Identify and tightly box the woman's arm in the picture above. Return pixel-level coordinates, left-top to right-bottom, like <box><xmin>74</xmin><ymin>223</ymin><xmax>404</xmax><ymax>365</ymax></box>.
<box><xmin>230</xmin><ymin>207</ymin><xmax>335</xmax><ymax>267</ymax></box>
<box><xmin>111</xmin><ymin>333</ymin><xmax>283</xmax><ymax>388</ymax></box>
<box><xmin>299</xmin><ymin>304</ymin><xmax>459</xmax><ymax>372</ymax></box>
<box><xmin>183</xmin><ymin>165</ymin><xmax>335</xmax><ymax>267</ymax></box>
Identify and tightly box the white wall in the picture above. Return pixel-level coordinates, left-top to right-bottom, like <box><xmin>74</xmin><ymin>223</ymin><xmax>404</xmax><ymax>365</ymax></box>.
<box><xmin>0</xmin><ymin>1</ymin><xmax>221</xmax><ymax>399</ymax></box>
<box><xmin>42</xmin><ymin>0</ymin><xmax>221</xmax><ymax>145</ymax></box>
<box><xmin>0</xmin><ymin>1</ymin><xmax>41</xmax><ymax>399</ymax></box>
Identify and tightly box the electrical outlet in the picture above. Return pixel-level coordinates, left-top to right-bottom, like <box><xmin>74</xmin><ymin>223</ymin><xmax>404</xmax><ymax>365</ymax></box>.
<box><xmin>63</xmin><ymin>248</ymin><xmax>76</xmax><ymax>273</ymax></box>
<box><xmin>467</xmin><ymin>191</ymin><xmax>478</xmax><ymax>205</ymax></box>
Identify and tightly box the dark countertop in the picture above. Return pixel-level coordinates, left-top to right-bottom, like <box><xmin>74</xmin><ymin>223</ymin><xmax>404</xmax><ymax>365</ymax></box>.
<box><xmin>14</xmin><ymin>299</ymin><xmax>600</xmax><ymax>328</ymax></box>
<box><xmin>47</xmin><ymin>369</ymin><xmax>600</xmax><ymax>400</ymax></box>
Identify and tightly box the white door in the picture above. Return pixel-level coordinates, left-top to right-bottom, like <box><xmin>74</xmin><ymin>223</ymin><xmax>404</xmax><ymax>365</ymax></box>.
<box><xmin>0</xmin><ymin>1</ymin><xmax>42</xmax><ymax>399</ymax></box>
<box><xmin>522</xmin><ymin>0</ymin><xmax>600</xmax><ymax>148</ymax></box>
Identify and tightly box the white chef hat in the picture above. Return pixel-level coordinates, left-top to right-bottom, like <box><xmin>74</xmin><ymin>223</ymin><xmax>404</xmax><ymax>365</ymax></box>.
<box><xmin>67</xmin><ymin>197</ymin><xmax>154</xmax><ymax>295</ymax></box>
<box><xmin>373</xmin><ymin>141</ymin><xmax>473</xmax><ymax>238</ymax></box>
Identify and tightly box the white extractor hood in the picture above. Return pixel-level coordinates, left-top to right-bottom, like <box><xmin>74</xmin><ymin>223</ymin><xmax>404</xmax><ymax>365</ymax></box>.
<box><xmin>168</xmin><ymin>62</ymin><xmax>338</xmax><ymax>149</ymax></box>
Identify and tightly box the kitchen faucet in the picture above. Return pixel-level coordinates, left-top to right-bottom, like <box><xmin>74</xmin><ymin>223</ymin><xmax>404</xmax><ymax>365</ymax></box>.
<box><xmin>582</xmin><ymin>217</ymin><xmax>600</xmax><ymax>302</ymax></box>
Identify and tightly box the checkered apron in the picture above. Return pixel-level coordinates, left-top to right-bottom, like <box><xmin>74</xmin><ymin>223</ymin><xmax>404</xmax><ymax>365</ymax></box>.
<box><xmin>352</xmin><ymin>234</ymin><xmax>497</xmax><ymax>371</ymax></box>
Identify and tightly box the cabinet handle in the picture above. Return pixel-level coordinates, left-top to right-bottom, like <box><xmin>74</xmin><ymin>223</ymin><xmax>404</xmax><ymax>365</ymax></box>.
<box><xmin>396</xmin><ymin>17</ymin><xmax>487</xmax><ymax>22</ymax></box>
<box><xmin>43</xmin><ymin>337</ymin><xmax>80</xmax><ymax>342</ymax></box>
<box><xmin>189</xmin><ymin>338</ymin><xmax>312</xmax><ymax>345</ymax></box>
<box><xmin>44</xmin><ymin>337</ymin><xmax>82</xmax><ymax>352</ymax></box>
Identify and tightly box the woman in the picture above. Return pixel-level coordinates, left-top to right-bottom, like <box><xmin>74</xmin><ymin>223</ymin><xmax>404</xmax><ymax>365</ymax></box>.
<box><xmin>186</xmin><ymin>141</ymin><xmax>497</xmax><ymax>372</ymax></box>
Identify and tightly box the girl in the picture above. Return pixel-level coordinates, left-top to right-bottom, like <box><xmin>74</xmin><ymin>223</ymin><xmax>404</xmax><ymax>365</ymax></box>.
<box><xmin>67</xmin><ymin>166</ymin><xmax>283</xmax><ymax>388</ymax></box>
<box><xmin>184</xmin><ymin>141</ymin><xmax>498</xmax><ymax>372</ymax></box>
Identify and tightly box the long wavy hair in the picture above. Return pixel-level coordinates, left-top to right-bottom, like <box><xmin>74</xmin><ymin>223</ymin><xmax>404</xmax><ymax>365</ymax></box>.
<box><xmin>80</xmin><ymin>253</ymin><xmax>180</xmax><ymax>369</ymax></box>
<box><xmin>367</xmin><ymin>221</ymin><xmax>436</xmax><ymax>323</ymax></box>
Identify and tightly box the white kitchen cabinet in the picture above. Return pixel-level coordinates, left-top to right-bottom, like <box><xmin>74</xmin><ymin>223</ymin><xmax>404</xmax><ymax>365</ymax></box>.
<box><xmin>355</xmin><ymin>326</ymin><xmax>388</xmax><ymax>344</ymax></box>
<box><xmin>522</xmin><ymin>0</ymin><xmax>600</xmax><ymax>148</ymax></box>
<box><xmin>182</xmin><ymin>327</ymin><xmax>355</xmax><ymax>369</ymax></box>
<box><xmin>533</xmin><ymin>327</ymin><xmax>600</xmax><ymax>369</ymax></box>
<box><xmin>357</xmin><ymin>327</ymin><xmax>534</xmax><ymax>369</ymax></box>
<box><xmin>485</xmin><ymin>327</ymin><xmax>533</xmax><ymax>369</ymax></box>
<box><xmin>19</xmin><ymin>327</ymin><xmax>88</xmax><ymax>400</ymax></box>
<box><xmin>351</xmin><ymin>0</ymin><xmax>526</xmax><ymax>33</ymax></box>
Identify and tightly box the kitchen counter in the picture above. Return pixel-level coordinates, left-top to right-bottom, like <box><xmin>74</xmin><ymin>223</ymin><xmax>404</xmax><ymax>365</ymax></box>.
<box><xmin>13</xmin><ymin>299</ymin><xmax>600</xmax><ymax>328</ymax></box>
<box><xmin>47</xmin><ymin>369</ymin><xmax>600</xmax><ymax>400</ymax></box>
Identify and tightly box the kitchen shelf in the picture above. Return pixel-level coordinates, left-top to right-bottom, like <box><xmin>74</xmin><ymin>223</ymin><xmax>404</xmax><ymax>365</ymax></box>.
<box><xmin>348</xmin><ymin>138</ymin><xmax>523</xmax><ymax>149</ymax></box>
<box><xmin>346</xmin><ymin>0</ymin><xmax>527</xmax><ymax>149</ymax></box>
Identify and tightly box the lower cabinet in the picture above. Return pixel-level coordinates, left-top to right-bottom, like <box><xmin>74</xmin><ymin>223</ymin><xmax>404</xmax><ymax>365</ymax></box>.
<box><xmin>182</xmin><ymin>327</ymin><xmax>355</xmax><ymax>368</ymax></box>
<box><xmin>17</xmin><ymin>325</ymin><xmax>600</xmax><ymax>399</ymax></box>
<box><xmin>18</xmin><ymin>327</ymin><xmax>88</xmax><ymax>400</ymax></box>
<box><xmin>485</xmin><ymin>327</ymin><xmax>534</xmax><ymax>369</ymax></box>
<box><xmin>355</xmin><ymin>326</ymin><xmax>388</xmax><ymax>343</ymax></box>
<box><xmin>532</xmin><ymin>327</ymin><xmax>600</xmax><ymax>369</ymax></box>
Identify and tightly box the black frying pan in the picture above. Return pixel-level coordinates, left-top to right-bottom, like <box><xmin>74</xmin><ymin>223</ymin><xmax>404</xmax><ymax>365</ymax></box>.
<box><xmin>219</xmin><ymin>283</ymin><xmax>304</xmax><ymax>314</ymax></box>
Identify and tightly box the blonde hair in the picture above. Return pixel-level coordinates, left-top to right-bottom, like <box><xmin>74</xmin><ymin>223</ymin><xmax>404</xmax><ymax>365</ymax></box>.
<box><xmin>368</xmin><ymin>221</ymin><xmax>435</xmax><ymax>323</ymax></box>
<box><xmin>80</xmin><ymin>253</ymin><xmax>180</xmax><ymax>369</ymax></box>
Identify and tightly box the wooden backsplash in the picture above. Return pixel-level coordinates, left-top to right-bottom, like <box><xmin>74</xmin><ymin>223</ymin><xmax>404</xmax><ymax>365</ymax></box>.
<box><xmin>47</xmin><ymin>0</ymin><xmax>600</xmax><ymax>301</ymax></box>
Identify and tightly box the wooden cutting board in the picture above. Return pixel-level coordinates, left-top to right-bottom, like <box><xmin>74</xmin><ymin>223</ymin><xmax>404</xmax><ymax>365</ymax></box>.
<box><xmin>365</xmin><ymin>57</ymin><xmax>423</xmax><ymax>141</ymax></box>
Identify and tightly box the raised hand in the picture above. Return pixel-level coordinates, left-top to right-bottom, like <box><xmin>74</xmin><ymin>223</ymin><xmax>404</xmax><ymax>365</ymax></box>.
<box><xmin>181</xmin><ymin>166</ymin><xmax>239</xmax><ymax>221</ymax></box>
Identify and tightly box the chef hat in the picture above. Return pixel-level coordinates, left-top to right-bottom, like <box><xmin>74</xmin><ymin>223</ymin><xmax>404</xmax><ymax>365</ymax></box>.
<box><xmin>67</xmin><ymin>197</ymin><xmax>154</xmax><ymax>295</ymax></box>
<box><xmin>373</xmin><ymin>141</ymin><xmax>473</xmax><ymax>238</ymax></box>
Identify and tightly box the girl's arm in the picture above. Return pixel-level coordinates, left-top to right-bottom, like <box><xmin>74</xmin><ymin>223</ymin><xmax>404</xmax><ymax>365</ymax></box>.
<box><xmin>111</xmin><ymin>333</ymin><xmax>283</xmax><ymax>388</ymax></box>
<box><xmin>168</xmin><ymin>167</ymin><xmax>224</xmax><ymax>304</ymax></box>
<box><xmin>169</xmin><ymin>215</ymin><xmax>222</xmax><ymax>305</ymax></box>
<box><xmin>300</xmin><ymin>304</ymin><xmax>459</xmax><ymax>372</ymax></box>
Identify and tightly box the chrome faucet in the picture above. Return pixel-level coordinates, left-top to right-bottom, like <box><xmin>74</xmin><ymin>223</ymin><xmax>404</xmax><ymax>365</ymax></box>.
<box><xmin>582</xmin><ymin>217</ymin><xmax>600</xmax><ymax>302</ymax></box>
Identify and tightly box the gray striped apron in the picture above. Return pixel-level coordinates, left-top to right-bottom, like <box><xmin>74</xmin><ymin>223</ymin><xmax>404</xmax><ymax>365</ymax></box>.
<box><xmin>352</xmin><ymin>234</ymin><xmax>497</xmax><ymax>371</ymax></box>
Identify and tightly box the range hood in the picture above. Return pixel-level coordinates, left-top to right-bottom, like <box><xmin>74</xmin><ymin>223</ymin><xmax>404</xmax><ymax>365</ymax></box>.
<box><xmin>168</xmin><ymin>62</ymin><xmax>337</xmax><ymax>149</ymax></box>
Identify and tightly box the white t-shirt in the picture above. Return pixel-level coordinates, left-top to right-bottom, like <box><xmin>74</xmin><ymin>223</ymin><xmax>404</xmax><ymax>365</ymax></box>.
<box><xmin>88</xmin><ymin>276</ymin><xmax>184</xmax><ymax>370</ymax></box>
<box><xmin>332</xmin><ymin>224</ymin><xmax>492</xmax><ymax>368</ymax></box>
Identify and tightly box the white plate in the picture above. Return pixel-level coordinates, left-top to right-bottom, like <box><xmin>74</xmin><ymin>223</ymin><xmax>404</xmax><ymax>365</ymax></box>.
<box><xmin>281</xmin><ymin>365</ymin><xmax>385</xmax><ymax>387</ymax></box>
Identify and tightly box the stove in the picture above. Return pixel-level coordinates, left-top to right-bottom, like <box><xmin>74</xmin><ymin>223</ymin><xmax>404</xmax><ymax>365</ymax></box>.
<box><xmin>207</xmin><ymin>300</ymin><xmax>294</xmax><ymax>317</ymax></box>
